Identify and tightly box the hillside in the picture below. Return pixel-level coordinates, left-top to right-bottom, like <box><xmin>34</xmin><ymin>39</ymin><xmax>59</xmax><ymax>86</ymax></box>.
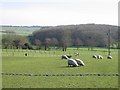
<box><xmin>31</xmin><ymin>24</ymin><xmax>118</xmax><ymax>49</ymax></box>
<box><xmin>0</xmin><ymin>25</ymin><xmax>49</xmax><ymax>35</ymax></box>
<box><xmin>1</xmin><ymin>24</ymin><xmax>119</xmax><ymax>50</ymax></box>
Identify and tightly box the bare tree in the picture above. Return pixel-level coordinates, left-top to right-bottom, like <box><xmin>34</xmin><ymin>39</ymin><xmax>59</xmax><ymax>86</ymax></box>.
<box><xmin>74</xmin><ymin>38</ymin><xmax>83</xmax><ymax>50</ymax></box>
<box><xmin>34</xmin><ymin>39</ymin><xmax>41</xmax><ymax>49</ymax></box>
<box><xmin>51</xmin><ymin>38</ymin><xmax>59</xmax><ymax>48</ymax></box>
<box><xmin>44</xmin><ymin>38</ymin><xmax>51</xmax><ymax>50</ymax></box>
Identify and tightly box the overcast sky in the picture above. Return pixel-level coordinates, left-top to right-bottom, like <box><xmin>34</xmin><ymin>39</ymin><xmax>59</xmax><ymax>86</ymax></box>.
<box><xmin>0</xmin><ymin>0</ymin><xmax>119</xmax><ymax>26</ymax></box>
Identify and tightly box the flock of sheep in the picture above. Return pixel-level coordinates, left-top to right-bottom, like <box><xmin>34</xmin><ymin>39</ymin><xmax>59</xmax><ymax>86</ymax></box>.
<box><xmin>61</xmin><ymin>53</ymin><xmax>112</xmax><ymax>67</ymax></box>
<box><xmin>61</xmin><ymin>54</ymin><xmax>85</xmax><ymax>67</ymax></box>
<box><xmin>92</xmin><ymin>55</ymin><xmax>112</xmax><ymax>59</ymax></box>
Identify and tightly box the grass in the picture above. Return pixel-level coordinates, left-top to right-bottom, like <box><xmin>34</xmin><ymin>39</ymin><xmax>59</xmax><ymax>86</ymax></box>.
<box><xmin>1</xmin><ymin>26</ymin><xmax>40</xmax><ymax>35</ymax></box>
<box><xmin>2</xmin><ymin>48</ymin><xmax>118</xmax><ymax>88</ymax></box>
<box><xmin>2</xmin><ymin>76</ymin><xmax>118</xmax><ymax>88</ymax></box>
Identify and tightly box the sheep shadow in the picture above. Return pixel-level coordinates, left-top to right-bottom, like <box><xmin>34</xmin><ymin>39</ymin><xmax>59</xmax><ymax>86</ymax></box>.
<box><xmin>60</xmin><ymin>66</ymin><xmax>80</xmax><ymax>68</ymax></box>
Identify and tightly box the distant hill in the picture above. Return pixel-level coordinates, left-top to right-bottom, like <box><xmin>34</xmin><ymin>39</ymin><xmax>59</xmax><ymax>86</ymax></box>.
<box><xmin>1</xmin><ymin>24</ymin><xmax>119</xmax><ymax>49</ymax></box>
<box><xmin>31</xmin><ymin>24</ymin><xmax>119</xmax><ymax>48</ymax></box>
<box><xmin>0</xmin><ymin>25</ymin><xmax>50</xmax><ymax>35</ymax></box>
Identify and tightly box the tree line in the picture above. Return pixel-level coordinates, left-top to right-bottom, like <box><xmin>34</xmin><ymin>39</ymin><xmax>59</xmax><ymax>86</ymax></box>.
<box><xmin>1</xmin><ymin>24</ymin><xmax>119</xmax><ymax>51</ymax></box>
<box><xmin>31</xmin><ymin>24</ymin><xmax>119</xmax><ymax>51</ymax></box>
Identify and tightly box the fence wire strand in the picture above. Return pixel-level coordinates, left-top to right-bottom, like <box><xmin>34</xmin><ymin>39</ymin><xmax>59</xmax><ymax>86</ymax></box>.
<box><xmin>1</xmin><ymin>72</ymin><xmax>120</xmax><ymax>77</ymax></box>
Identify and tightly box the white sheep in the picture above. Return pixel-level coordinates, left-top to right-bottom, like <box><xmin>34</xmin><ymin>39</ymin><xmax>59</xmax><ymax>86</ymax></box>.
<box><xmin>68</xmin><ymin>59</ymin><xmax>78</xmax><ymax>67</ymax></box>
<box><xmin>75</xmin><ymin>59</ymin><xmax>85</xmax><ymax>66</ymax></box>
<box><xmin>61</xmin><ymin>55</ymin><xmax>69</xmax><ymax>59</ymax></box>
<box><xmin>92</xmin><ymin>55</ymin><xmax>97</xmax><ymax>59</ymax></box>
<box><xmin>107</xmin><ymin>55</ymin><xmax>112</xmax><ymax>59</ymax></box>
<box><xmin>97</xmin><ymin>55</ymin><xmax>103</xmax><ymax>59</ymax></box>
<box><xmin>66</xmin><ymin>54</ymin><xmax>72</xmax><ymax>58</ymax></box>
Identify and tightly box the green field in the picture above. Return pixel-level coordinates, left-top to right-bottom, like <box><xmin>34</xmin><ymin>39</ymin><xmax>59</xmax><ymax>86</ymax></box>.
<box><xmin>2</xmin><ymin>48</ymin><xmax>118</xmax><ymax>88</ymax></box>
<box><xmin>1</xmin><ymin>26</ymin><xmax>41</xmax><ymax>35</ymax></box>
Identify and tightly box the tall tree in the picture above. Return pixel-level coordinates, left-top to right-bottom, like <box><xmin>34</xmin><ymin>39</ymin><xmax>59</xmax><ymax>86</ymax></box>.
<box><xmin>44</xmin><ymin>38</ymin><xmax>51</xmax><ymax>50</ymax></box>
<box><xmin>34</xmin><ymin>39</ymin><xmax>41</xmax><ymax>49</ymax></box>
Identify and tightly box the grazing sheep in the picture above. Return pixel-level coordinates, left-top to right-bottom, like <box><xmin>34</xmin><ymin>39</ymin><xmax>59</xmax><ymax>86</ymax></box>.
<box><xmin>75</xmin><ymin>59</ymin><xmax>85</xmax><ymax>66</ymax></box>
<box><xmin>25</xmin><ymin>53</ymin><xmax>28</xmax><ymax>56</ymax></box>
<box><xmin>107</xmin><ymin>55</ymin><xmax>112</xmax><ymax>59</ymax></box>
<box><xmin>92</xmin><ymin>55</ymin><xmax>97</xmax><ymax>59</ymax></box>
<box><xmin>61</xmin><ymin>55</ymin><xmax>69</xmax><ymax>59</ymax></box>
<box><xmin>66</xmin><ymin>54</ymin><xmax>72</xmax><ymax>58</ymax></box>
<box><xmin>68</xmin><ymin>59</ymin><xmax>78</xmax><ymax>67</ymax></box>
<box><xmin>97</xmin><ymin>55</ymin><xmax>103</xmax><ymax>59</ymax></box>
<box><xmin>74</xmin><ymin>53</ymin><xmax>79</xmax><ymax>56</ymax></box>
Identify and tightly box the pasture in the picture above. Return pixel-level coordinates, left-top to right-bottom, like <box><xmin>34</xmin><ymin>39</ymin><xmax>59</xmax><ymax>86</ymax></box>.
<box><xmin>2</xmin><ymin>48</ymin><xmax>118</xmax><ymax>88</ymax></box>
